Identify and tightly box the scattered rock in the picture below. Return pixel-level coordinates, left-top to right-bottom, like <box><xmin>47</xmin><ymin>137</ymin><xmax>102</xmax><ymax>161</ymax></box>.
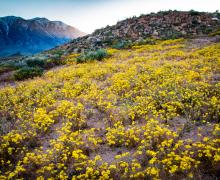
<box><xmin>54</xmin><ymin>11</ymin><xmax>220</xmax><ymax>55</ymax></box>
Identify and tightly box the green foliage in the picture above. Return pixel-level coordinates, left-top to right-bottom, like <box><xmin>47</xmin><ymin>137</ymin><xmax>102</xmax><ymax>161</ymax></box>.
<box><xmin>14</xmin><ymin>67</ymin><xmax>44</xmax><ymax>80</ymax></box>
<box><xmin>26</xmin><ymin>59</ymin><xmax>45</xmax><ymax>68</ymax></box>
<box><xmin>49</xmin><ymin>50</ymin><xmax>65</xmax><ymax>57</ymax></box>
<box><xmin>209</xmin><ymin>29</ymin><xmax>220</xmax><ymax>36</ymax></box>
<box><xmin>1</xmin><ymin>60</ymin><xmax>26</xmax><ymax>70</ymax></box>
<box><xmin>0</xmin><ymin>54</ymin><xmax>67</xmax><ymax>81</ymax></box>
<box><xmin>76</xmin><ymin>49</ymin><xmax>109</xmax><ymax>63</ymax></box>
<box><xmin>0</xmin><ymin>60</ymin><xmax>27</xmax><ymax>76</ymax></box>
<box><xmin>112</xmin><ymin>40</ymin><xmax>133</xmax><ymax>49</ymax></box>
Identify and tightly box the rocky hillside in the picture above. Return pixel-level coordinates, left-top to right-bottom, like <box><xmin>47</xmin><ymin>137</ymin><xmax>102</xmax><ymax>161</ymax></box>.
<box><xmin>0</xmin><ymin>16</ymin><xmax>86</xmax><ymax>57</ymax></box>
<box><xmin>56</xmin><ymin>10</ymin><xmax>220</xmax><ymax>54</ymax></box>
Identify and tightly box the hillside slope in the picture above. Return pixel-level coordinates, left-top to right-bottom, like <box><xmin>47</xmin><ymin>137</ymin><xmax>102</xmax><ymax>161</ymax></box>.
<box><xmin>55</xmin><ymin>10</ymin><xmax>220</xmax><ymax>54</ymax></box>
<box><xmin>0</xmin><ymin>38</ymin><xmax>219</xmax><ymax>179</ymax></box>
<box><xmin>0</xmin><ymin>16</ymin><xmax>86</xmax><ymax>57</ymax></box>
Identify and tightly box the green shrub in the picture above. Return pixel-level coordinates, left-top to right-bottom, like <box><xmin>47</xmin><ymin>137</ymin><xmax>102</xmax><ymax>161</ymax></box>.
<box><xmin>133</xmin><ymin>38</ymin><xmax>157</xmax><ymax>46</ymax></box>
<box><xmin>76</xmin><ymin>49</ymin><xmax>109</xmax><ymax>63</ymax></box>
<box><xmin>0</xmin><ymin>60</ymin><xmax>28</xmax><ymax>76</ymax></box>
<box><xmin>14</xmin><ymin>67</ymin><xmax>44</xmax><ymax>81</ymax></box>
<box><xmin>112</xmin><ymin>40</ymin><xmax>132</xmax><ymax>49</ymax></box>
<box><xmin>26</xmin><ymin>59</ymin><xmax>45</xmax><ymax>68</ymax></box>
<box><xmin>1</xmin><ymin>60</ymin><xmax>26</xmax><ymax>70</ymax></box>
<box><xmin>49</xmin><ymin>50</ymin><xmax>64</xmax><ymax>57</ymax></box>
<box><xmin>209</xmin><ymin>29</ymin><xmax>220</xmax><ymax>36</ymax></box>
<box><xmin>202</xmin><ymin>27</ymin><xmax>214</xmax><ymax>34</ymax></box>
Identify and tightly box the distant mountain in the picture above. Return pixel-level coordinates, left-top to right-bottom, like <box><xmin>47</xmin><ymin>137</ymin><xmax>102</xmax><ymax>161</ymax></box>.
<box><xmin>0</xmin><ymin>16</ymin><xmax>86</xmax><ymax>57</ymax></box>
<box><xmin>55</xmin><ymin>10</ymin><xmax>220</xmax><ymax>54</ymax></box>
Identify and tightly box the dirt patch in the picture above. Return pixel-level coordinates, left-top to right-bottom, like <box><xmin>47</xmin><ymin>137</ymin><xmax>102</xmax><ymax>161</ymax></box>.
<box><xmin>186</xmin><ymin>35</ymin><xmax>220</xmax><ymax>49</ymax></box>
<box><xmin>90</xmin><ymin>144</ymin><xmax>135</xmax><ymax>164</ymax></box>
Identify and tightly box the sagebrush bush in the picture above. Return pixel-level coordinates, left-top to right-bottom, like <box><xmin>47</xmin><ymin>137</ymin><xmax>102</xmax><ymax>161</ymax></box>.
<box><xmin>26</xmin><ymin>59</ymin><xmax>45</xmax><ymax>68</ymax></box>
<box><xmin>76</xmin><ymin>49</ymin><xmax>109</xmax><ymax>63</ymax></box>
<box><xmin>112</xmin><ymin>40</ymin><xmax>132</xmax><ymax>49</ymax></box>
<box><xmin>14</xmin><ymin>67</ymin><xmax>44</xmax><ymax>80</ymax></box>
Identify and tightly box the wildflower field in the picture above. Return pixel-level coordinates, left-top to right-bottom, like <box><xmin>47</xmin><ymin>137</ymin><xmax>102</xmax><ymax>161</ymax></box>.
<box><xmin>0</xmin><ymin>39</ymin><xmax>220</xmax><ymax>179</ymax></box>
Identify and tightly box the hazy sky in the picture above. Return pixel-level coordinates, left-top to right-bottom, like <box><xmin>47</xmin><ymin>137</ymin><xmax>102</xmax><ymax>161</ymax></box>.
<box><xmin>0</xmin><ymin>0</ymin><xmax>219</xmax><ymax>34</ymax></box>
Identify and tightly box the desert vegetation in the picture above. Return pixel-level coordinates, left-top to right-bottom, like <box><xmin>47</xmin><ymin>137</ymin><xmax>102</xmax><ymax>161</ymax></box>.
<box><xmin>76</xmin><ymin>49</ymin><xmax>109</xmax><ymax>63</ymax></box>
<box><xmin>0</xmin><ymin>38</ymin><xmax>219</xmax><ymax>179</ymax></box>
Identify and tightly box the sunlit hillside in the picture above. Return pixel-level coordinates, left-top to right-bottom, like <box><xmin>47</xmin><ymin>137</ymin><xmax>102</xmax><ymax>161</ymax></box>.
<box><xmin>0</xmin><ymin>38</ymin><xmax>220</xmax><ymax>179</ymax></box>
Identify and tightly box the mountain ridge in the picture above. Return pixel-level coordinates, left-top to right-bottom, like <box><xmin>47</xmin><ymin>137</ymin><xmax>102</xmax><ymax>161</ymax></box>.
<box><xmin>0</xmin><ymin>16</ymin><xmax>86</xmax><ymax>57</ymax></box>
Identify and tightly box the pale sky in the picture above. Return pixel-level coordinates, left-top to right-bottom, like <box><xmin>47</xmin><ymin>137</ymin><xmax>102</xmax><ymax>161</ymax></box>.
<box><xmin>0</xmin><ymin>0</ymin><xmax>219</xmax><ymax>34</ymax></box>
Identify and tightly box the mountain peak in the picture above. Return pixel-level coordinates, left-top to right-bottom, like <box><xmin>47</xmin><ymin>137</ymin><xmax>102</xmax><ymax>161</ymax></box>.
<box><xmin>0</xmin><ymin>16</ymin><xmax>86</xmax><ymax>57</ymax></box>
<box><xmin>0</xmin><ymin>16</ymin><xmax>22</xmax><ymax>23</ymax></box>
<box><xmin>30</xmin><ymin>17</ymin><xmax>49</xmax><ymax>21</ymax></box>
<box><xmin>2</xmin><ymin>16</ymin><xmax>21</xmax><ymax>19</ymax></box>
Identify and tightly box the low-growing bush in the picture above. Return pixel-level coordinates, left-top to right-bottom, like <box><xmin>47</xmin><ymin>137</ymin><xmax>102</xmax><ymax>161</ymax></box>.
<box><xmin>209</xmin><ymin>29</ymin><xmax>220</xmax><ymax>36</ymax></box>
<box><xmin>65</xmin><ymin>54</ymin><xmax>80</xmax><ymax>64</ymax></box>
<box><xmin>26</xmin><ymin>59</ymin><xmax>45</xmax><ymax>68</ymax></box>
<box><xmin>76</xmin><ymin>49</ymin><xmax>109</xmax><ymax>63</ymax></box>
<box><xmin>0</xmin><ymin>61</ymin><xmax>28</xmax><ymax>76</ymax></box>
<box><xmin>112</xmin><ymin>40</ymin><xmax>133</xmax><ymax>49</ymax></box>
<box><xmin>1</xmin><ymin>60</ymin><xmax>26</xmax><ymax>70</ymax></box>
<box><xmin>14</xmin><ymin>67</ymin><xmax>44</xmax><ymax>80</ymax></box>
<box><xmin>49</xmin><ymin>50</ymin><xmax>65</xmax><ymax>57</ymax></box>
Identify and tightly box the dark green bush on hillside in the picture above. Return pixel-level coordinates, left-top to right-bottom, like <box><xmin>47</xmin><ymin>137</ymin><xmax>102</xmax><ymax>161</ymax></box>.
<box><xmin>0</xmin><ymin>60</ymin><xmax>28</xmax><ymax>75</ymax></box>
<box><xmin>76</xmin><ymin>49</ymin><xmax>109</xmax><ymax>63</ymax></box>
<box><xmin>209</xmin><ymin>29</ymin><xmax>220</xmax><ymax>36</ymax></box>
<box><xmin>14</xmin><ymin>67</ymin><xmax>44</xmax><ymax>81</ymax></box>
<box><xmin>112</xmin><ymin>40</ymin><xmax>132</xmax><ymax>49</ymax></box>
<box><xmin>26</xmin><ymin>59</ymin><xmax>45</xmax><ymax>68</ymax></box>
